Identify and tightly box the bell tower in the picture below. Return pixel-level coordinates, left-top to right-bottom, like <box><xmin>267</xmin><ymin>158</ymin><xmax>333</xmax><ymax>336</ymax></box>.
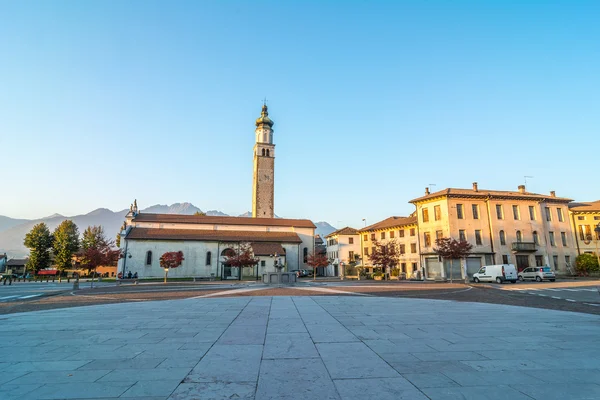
<box><xmin>252</xmin><ymin>103</ymin><xmax>275</xmax><ymax>218</ymax></box>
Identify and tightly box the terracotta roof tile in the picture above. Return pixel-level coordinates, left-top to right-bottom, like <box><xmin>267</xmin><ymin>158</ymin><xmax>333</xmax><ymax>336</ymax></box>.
<box><xmin>325</xmin><ymin>227</ymin><xmax>359</xmax><ymax>238</ymax></box>
<box><xmin>133</xmin><ymin>213</ymin><xmax>316</xmax><ymax>228</ymax></box>
<box><xmin>251</xmin><ymin>242</ymin><xmax>286</xmax><ymax>256</ymax></box>
<box><xmin>569</xmin><ymin>200</ymin><xmax>600</xmax><ymax>213</ymax></box>
<box><xmin>360</xmin><ymin>216</ymin><xmax>417</xmax><ymax>232</ymax></box>
<box><xmin>410</xmin><ymin>188</ymin><xmax>572</xmax><ymax>203</ymax></box>
<box><xmin>126</xmin><ymin>228</ymin><xmax>302</xmax><ymax>243</ymax></box>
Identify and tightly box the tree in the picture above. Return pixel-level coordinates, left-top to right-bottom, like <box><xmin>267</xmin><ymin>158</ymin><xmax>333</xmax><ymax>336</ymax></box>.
<box><xmin>53</xmin><ymin>220</ymin><xmax>80</xmax><ymax>273</ymax></box>
<box><xmin>223</xmin><ymin>243</ymin><xmax>259</xmax><ymax>279</ymax></box>
<box><xmin>575</xmin><ymin>253</ymin><xmax>599</xmax><ymax>275</ymax></box>
<box><xmin>160</xmin><ymin>251</ymin><xmax>185</xmax><ymax>283</ymax></box>
<box><xmin>368</xmin><ymin>239</ymin><xmax>400</xmax><ymax>280</ymax></box>
<box><xmin>194</xmin><ymin>211</ymin><xmax>206</xmax><ymax>216</ymax></box>
<box><xmin>81</xmin><ymin>226</ymin><xmax>120</xmax><ymax>273</ymax></box>
<box><xmin>433</xmin><ymin>237</ymin><xmax>473</xmax><ymax>282</ymax></box>
<box><xmin>24</xmin><ymin>223</ymin><xmax>54</xmax><ymax>273</ymax></box>
<box><xmin>307</xmin><ymin>252</ymin><xmax>329</xmax><ymax>280</ymax></box>
<box><xmin>115</xmin><ymin>233</ymin><xmax>121</xmax><ymax>248</ymax></box>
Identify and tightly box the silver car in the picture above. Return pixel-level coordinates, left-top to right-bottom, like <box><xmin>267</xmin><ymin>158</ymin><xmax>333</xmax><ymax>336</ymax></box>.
<box><xmin>518</xmin><ymin>266</ymin><xmax>556</xmax><ymax>282</ymax></box>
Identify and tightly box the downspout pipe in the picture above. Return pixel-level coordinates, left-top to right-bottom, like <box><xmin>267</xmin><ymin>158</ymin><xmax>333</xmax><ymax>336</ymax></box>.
<box><xmin>485</xmin><ymin>196</ymin><xmax>495</xmax><ymax>263</ymax></box>
<box><xmin>572</xmin><ymin>212</ymin><xmax>581</xmax><ymax>256</ymax></box>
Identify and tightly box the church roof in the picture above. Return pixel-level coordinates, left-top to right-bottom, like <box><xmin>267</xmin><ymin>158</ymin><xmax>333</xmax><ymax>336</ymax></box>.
<box><xmin>255</xmin><ymin>104</ymin><xmax>274</xmax><ymax>128</ymax></box>
<box><xmin>126</xmin><ymin>228</ymin><xmax>303</xmax><ymax>243</ymax></box>
<box><xmin>251</xmin><ymin>242</ymin><xmax>286</xmax><ymax>256</ymax></box>
<box><xmin>132</xmin><ymin>213</ymin><xmax>315</xmax><ymax>229</ymax></box>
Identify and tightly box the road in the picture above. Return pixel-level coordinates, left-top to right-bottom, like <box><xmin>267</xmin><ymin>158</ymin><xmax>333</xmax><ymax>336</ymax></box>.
<box><xmin>496</xmin><ymin>280</ymin><xmax>600</xmax><ymax>305</ymax></box>
<box><xmin>0</xmin><ymin>280</ymin><xmax>115</xmax><ymax>302</ymax></box>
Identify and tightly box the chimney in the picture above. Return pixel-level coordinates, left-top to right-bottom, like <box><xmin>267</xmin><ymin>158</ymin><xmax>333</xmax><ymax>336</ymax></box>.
<box><xmin>550</xmin><ymin>190</ymin><xmax>556</xmax><ymax>197</ymax></box>
<box><xmin>425</xmin><ymin>187</ymin><xmax>430</xmax><ymax>195</ymax></box>
<box><xmin>518</xmin><ymin>185</ymin><xmax>526</xmax><ymax>194</ymax></box>
<box><xmin>472</xmin><ymin>182</ymin><xmax>478</xmax><ymax>192</ymax></box>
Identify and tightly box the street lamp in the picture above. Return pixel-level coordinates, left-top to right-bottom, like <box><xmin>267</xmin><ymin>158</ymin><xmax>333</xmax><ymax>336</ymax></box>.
<box><xmin>595</xmin><ymin>223</ymin><xmax>600</xmax><ymax>267</ymax></box>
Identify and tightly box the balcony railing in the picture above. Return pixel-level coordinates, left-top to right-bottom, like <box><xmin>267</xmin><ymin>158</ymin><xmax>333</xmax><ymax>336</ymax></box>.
<box><xmin>511</xmin><ymin>242</ymin><xmax>537</xmax><ymax>252</ymax></box>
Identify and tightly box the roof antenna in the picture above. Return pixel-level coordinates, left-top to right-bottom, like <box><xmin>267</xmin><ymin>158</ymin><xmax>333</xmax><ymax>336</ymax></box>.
<box><xmin>524</xmin><ymin>176</ymin><xmax>533</xmax><ymax>187</ymax></box>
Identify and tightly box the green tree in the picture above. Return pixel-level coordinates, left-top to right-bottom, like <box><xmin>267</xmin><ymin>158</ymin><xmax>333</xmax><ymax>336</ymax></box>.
<box><xmin>23</xmin><ymin>223</ymin><xmax>54</xmax><ymax>273</ymax></box>
<box><xmin>53</xmin><ymin>220</ymin><xmax>80</xmax><ymax>272</ymax></box>
<box><xmin>575</xmin><ymin>253</ymin><xmax>599</xmax><ymax>275</ymax></box>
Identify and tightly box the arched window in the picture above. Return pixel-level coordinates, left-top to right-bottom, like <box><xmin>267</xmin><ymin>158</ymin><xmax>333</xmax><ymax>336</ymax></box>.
<box><xmin>145</xmin><ymin>251</ymin><xmax>152</xmax><ymax>265</ymax></box>
<box><xmin>533</xmin><ymin>231</ymin><xmax>539</xmax><ymax>245</ymax></box>
<box><xmin>499</xmin><ymin>230</ymin><xmax>506</xmax><ymax>246</ymax></box>
<box><xmin>206</xmin><ymin>251</ymin><xmax>212</xmax><ymax>266</ymax></box>
<box><xmin>262</xmin><ymin>148</ymin><xmax>266</xmax><ymax>156</ymax></box>
<box><xmin>266</xmin><ymin>149</ymin><xmax>270</xmax><ymax>157</ymax></box>
<box><xmin>303</xmin><ymin>247</ymin><xmax>308</xmax><ymax>263</ymax></box>
<box><xmin>516</xmin><ymin>230</ymin><xmax>522</xmax><ymax>242</ymax></box>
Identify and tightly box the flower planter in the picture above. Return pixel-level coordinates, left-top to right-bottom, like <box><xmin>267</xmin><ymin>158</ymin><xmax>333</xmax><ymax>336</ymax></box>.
<box><xmin>374</xmin><ymin>276</ymin><xmax>383</xmax><ymax>281</ymax></box>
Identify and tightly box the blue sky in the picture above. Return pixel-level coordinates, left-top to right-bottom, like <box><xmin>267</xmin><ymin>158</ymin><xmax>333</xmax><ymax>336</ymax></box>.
<box><xmin>1</xmin><ymin>0</ymin><xmax>599</xmax><ymax>227</ymax></box>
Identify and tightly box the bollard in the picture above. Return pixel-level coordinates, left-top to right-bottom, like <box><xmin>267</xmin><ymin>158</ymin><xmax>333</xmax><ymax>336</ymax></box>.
<box><xmin>73</xmin><ymin>279</ymin><xmax>79</xmax><ymax>290</ymax></box>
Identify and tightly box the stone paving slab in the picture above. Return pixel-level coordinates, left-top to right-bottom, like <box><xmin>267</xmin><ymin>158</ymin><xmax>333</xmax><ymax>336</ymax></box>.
<box><xmin>1</xmin><ymin>296</ymin><xmax>600</xmax><ymax>399</ymax></box>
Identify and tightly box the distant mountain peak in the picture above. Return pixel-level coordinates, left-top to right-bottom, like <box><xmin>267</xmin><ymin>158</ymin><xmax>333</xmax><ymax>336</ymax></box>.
<box><xmin>44</xmin><ymin>213</ymin><xmax>65</xmax><ymax>219</ymax></box>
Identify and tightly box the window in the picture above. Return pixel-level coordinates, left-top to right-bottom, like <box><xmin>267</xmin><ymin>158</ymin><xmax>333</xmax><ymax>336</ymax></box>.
<box><xmin>535</xmin><ymin>255</ymin><xmax>543</xmax><ymax>266</ymax></box>
<box><xmin>561</xmin><ymin>232</ymin><xmax>567</xmax><ymax>246</ymax></box>
<box><xmin>145</xmin><ymin>251</ymin><xmax>152</xmax><ymax>265</ymax></box>
<box><xmin>371</xmin><ymin>247</ymin><xmax>376</xmax><ymax>255</ymax></box>
<box><xmin>585</xmin><ymin>225</ymin><xmax>592</xmax><ymax>239</ymax></box>
<box><xmin>424</xmin><ymin>232</ymin><xmax>431</xmax><ymax>247</ymax></box>
<box><xmin>553</xmin><ymin>255</ymin><xmax>559</xmax><ymax>269</ymax></box>
<box><xmin>496</xmin><ymin>204</ymin><xmax>504</xmax><ymax>220</ymax></box>
<box><xmin>549</xmin><ymin>232</ymin><xmax>556</xmax><ymax>247</ymax></box>
<box><xmin>371</xmin><ymin>233</ymin><xmax>375</xmax><ymax>241</ymax></box>
<box><xmin>422</xmin><ymin>208</ymin><xmax>429</xmax><ymax>222</ymax></box>
<box><xmin>349</xmin><ymin>251</ymin><xmax>354</xmax><ymax>260</ymax></box>
<box><xmin>262</xmin><ymin>148</ymin><xmax>266</xmax><ymax>156</ymax></box>
<box><xmin>399</xmin><ymin>229</ymin><xmax>405</xmax><ymax>238</ymax></box>
<box><xmin>472</xmin><ymin>204</ymin><xmax>479</xmax><ymax>219</ymax></box>
<box><xmin>410</xmin><ymin>228</ymin><xmax>416</xmax><ymax>236</ymax></box>
<box><xmin>529</xmin><ymin>206</ymin><xmax>536</xmax><ymax>221</ymax></box>
<box><xmin>516</xmin><ymin>230</ymin><xmax>522</xmax><ymax>242</ymax></box>
<box><xmin>364</xmin><ymin>234</ymin><xmax>368</xmax><ymax>241</ymax></box>
<box><xmin>399</xmin><ymin>244</ymin><xmax>406</xmax><ymax>254</ymax></box>
<box><xmin>303</xmin><ymin>247</ymin><xmax>308</xmax><ymax>263</ymax></box>
<box><xmin>434</xmin><ymin>205</ymin><xmax>441</xmax><ymax>221</ymax></box>
<box><xmin>349</xmin><ymin>237</ymin><xmax>354</xmax><ymax>244</ymax></box>
<box><xmin>381</xmin><ymin>232</ymin><xmax>385</xmax><ymax>240</ymax></box>
<box><xmin>499</xmin><ymin>230</ymin><xmax>506</xmax><ymax>245</ymax></box>
<box><xmin>261</xmin><ymin>260</ymin><xmax>266</xmax><ymax>267</ymax></box>
<box><xmin>412</xmin><ymin>262</ymin><xmax>418</xmax><ymax>271</ymax></box>
<box><xmin>595</xmin><ymin>216</ymin><xmax>600</xmax><ymax>221</ymax></box>
<box><xmin>502</xmin><ymin>255</ymin><xmax>509</xmax><ymax>264</ymax></box>
<box><xmin>436</xmin><ymin>230</ymin><xmax>443</xmax><ymax>240</ymax></box>
<box><xmin>364</xmin><ymin>247</ymin><xmax>369</xmax><ymax>256</ymax></box>
<box><xmin>545</xmin><ymin>207</ymin><xmax>552</xmax><ymax>221</ymax></box>
<box><xmin>579</xmin><ymin>226</ymin><xmax>585</xmax><ymax>240</ymax></box>
<box><xmin>410</xmin><ymin>243</ymin><xmax>417</xmax><ymax>253</ymax></box>
<box><xmin>390</xmin><ymin>231</ymin><xmax>395</xmax><ymax>239</ymax></box>
<box><xmin>512</xmin><ymin>205</ymin><xmax>520</xmax><ymax>220</ymax></box>
<box><xmin>533</xmin><ymin>231</ymin><xmax>539</xmax><ymax>245</ymax></box>
<box><xmin>459</xmin><ymin>230</ymin><xmax>466</xmax><ymax>242</ymax></box>
<box><xmin>578</xmin><ymin>216</ymin><xmax>585</xmax><ymax>221</ymax></box>
<box><xmin>206</xmin><ymin>251</ymin><xmax>212</xmax><ymax>266</ymax></box>
<box><xmin>557</xmin><ymin>208</ymin><xmax>564</xmax><ymax>222</ymax></box>
<box><xmin>456</xmin><ymin>204</ymin><xmax>464</xmax><ymax>219</ymax></box>
<box><xmin>565</xmin><ymin>255</ymin><xmax>571</xmax><ymax>266</ymax></box>
<box><xmin>475</xmin><ymin>230</ymin><xmax>482</xmax><ymax>245</ymax></box>
<box><xmin>401</xmin><ymin>263</ymin><xmax>406</xmax><ymax>273</ymax></box>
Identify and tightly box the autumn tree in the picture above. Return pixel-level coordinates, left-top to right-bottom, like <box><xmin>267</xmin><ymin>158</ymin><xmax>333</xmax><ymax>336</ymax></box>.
<box><xmin>307</xmin><ymin>252</ymin><xmax>329</xmax><ymax>280</ymax></box>
<box><xmin>24</xmin><ymin>223</ymin><xmax>54</xmax><ymax>273</ymax></box>
<box><xmin>223</xmin><ymin>243</ymin><xmax>259</xmax><ymax>279</ymax></box>
<box><xmin>160</xmin><ymin>251</ymin><xmax>185</xmax><ymax>283</ymax></box>
<box><xmin>368</xmin><ymin>239</ymin><xmax>400</xmax><ymax>280</ymax></box>
<box><xmin>81</xmin><ymin>226</ymin><xmax>120</xmax><ymax>274</ymax></box>
<box><xmin>53</xmin><ymin>220</ymin><xmax>80</xmax><ymax>273</ymax></box>
<box><xmin>194</xmin><ymin>211</ymin><xmax>206</xmax><ymax>216</ymax></box>
<box><xmin>433</xmin><ymin>237</ymin><xmax>473</xmax><ymax>282</ymax></box>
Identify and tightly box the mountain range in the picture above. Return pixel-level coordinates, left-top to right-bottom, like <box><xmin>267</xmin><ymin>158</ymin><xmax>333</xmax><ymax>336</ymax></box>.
<box><xmin>0</xmin><ymin>203</ymin><xmax>336</xmax><ymax>258</ymax></box>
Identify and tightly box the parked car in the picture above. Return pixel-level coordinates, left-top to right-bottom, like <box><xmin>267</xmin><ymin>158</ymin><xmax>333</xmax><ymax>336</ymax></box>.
<box><xmin>518</xmin><ymin>266</ymin><xmax>556</xmax><ymax>282</ymax></box>
<box><xmin>472</xmin><ymin>264</ymin><xmax>518</xmax><ymax>284</ymax></box>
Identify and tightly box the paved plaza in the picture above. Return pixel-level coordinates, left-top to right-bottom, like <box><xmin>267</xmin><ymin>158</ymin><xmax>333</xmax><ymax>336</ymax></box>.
<box><xmin>1</xmin><ymin>296</ymin><xmax>600</xmax><ymax>399</ymax></box>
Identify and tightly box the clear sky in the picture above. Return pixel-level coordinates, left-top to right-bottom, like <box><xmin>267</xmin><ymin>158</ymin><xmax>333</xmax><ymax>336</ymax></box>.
<box><xmin>1</xmin><ymin>0</ymin><xmax>599</xmax><ymax>228</ymax></box>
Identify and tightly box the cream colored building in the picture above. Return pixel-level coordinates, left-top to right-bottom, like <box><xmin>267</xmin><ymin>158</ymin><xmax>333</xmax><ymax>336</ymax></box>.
<box><xmin>409</xmin><ymin>183</ymin><xmax>576</xmax><ymax>279</ymax></box>
<box><xmin>325</xmin><ymin>227</ymin><xmax>361</xmax><ymax>277</ymax></box>
<box><xmin>569</xmin><ymin>200</ymin><xmax>600</xmax><ymax>259</ymax></box>
<box><xmin>358</xmin><ymin>216</ymin><xmax>420</xmax><ymax>276</ymax></box>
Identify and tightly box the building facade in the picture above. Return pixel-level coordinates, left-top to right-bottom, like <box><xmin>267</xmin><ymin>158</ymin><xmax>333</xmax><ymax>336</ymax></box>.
<box><xmin>569</xmin><ymin>200</ymin><xmax>600</xmax><ymax>260</ymax></box>
<box><xmin>325</xmin><ymin>227</ymin><xmax>360</xmax><ymax>277</ymax></box>
<box><xmin>410</xmin><ymin>183</ymin><xmax>577</xmax><ymax>279</ymax></box>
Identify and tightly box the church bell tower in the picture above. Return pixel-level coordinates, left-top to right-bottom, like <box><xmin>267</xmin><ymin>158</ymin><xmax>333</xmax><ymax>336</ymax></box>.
<box><xmin>252</xmin><ymin>103</ymin><xmax>275</xmax><ymax>218</ymax></box>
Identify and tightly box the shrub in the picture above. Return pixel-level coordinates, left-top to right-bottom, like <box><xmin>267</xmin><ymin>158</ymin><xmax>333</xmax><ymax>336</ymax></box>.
<box><xmin>576</xmin><ymin>253</ymin><xmax>599</xmax><ymax>274</ymax></box>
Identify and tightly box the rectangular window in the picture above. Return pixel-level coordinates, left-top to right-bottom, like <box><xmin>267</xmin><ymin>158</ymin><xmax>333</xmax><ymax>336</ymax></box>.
<box><xmin>349</xmin><ymin>237</ymin><xmax>354</xmax><ymax>244</ymax></box>
<box><xmin>561</xmin><ymin>232</ymin><xmax>567</xmax><ymax>247</ymax></box>
<box><xmin>410</xmin><ymin>243</ymin><xmax>417</xmax><ymax>253</ymax></box>
<box><xmin>381</xmin><ymin>232</ymin><xmax>385</xmax><ymax>240</ymax></box>
<box><xmin>565</xmin><ymin>255</ymin><xmax>571</xmax><ymax>266</ymax></box>
<box><xmin>434</xmin><ymin>205</ymin><xmax>441</xmax><ymax>221</ymax></box>
<box><xmin>399</xmin><ymin>244</ymin><xmax>406</xmax><ymax>254</ymax></box>
<box><xmin>459</xmin><ymin>230</ymin><xmax>466</xmax><ymax>242</ymax></box>
<box><xmin>371</xmin><ymin>247</ymin><xmax>376</xmax><ymax>255</ymax></box>
<box><xmin>545</xmin><ymin>207</ymin><xmax>552</xmax><ymax>222</ymax></box>
<box><xmin>261</xmin><ymin>260</ymin><xmax>266</xmax><ymax>267</ymax></box>
<box><xmin>549</xmin><ymin>231</ymin><xmax>556</xmax><ymax>247</ymax></box>
<box><xmin>595</xmin><ymin>216</ymin><xmax>600</xmax><ymax>221</ymax></box>
<box><xmin>535</xmin><ymin>255</ymin><xmax>544</xmax><ymax>266</ymax></box>
<box><xmin>529</xmin><ymin>206</ymin><xmax>536</xmax><ymax>221</ymax></box>
<box><xmin>472</xmin><ymin>204</ymin><xmax>479</xmax><ymax>220</ymax></box>
<box><xmin>578</xmin><ymin>216</ymin><xmax>585</xmax><ymax>221</ymax></box>
<box><xmin>475</xmin><ymin>230</ymin><xmax>482</xmax><ymax>245</ymax></box>
<box><xmin>390</xmin><ymin>231</ymin><xmax>395</xmax><ymax>239</ymax></box>
<box><xmin>410</xmin><ymin>228</ymin><xmax>416</xmax><ymax>236</ymax></box>
<box><xmin>364</xmin><ymin>247</ymin><xmax>369</xmax><ymax>256</ymax></box>
<box><xmin>496</xmin><ymin>204</ymin><xmax>503</xmax><ymax>220</ymax></box>
<box><xmin>412</xmin><ymin>262</ymin><xmax>417</xmax><ymax>271</ymax></box>
<box><xmin>424</xmin><ymin>232</ymin><xmax>431</xmax><ymax>247</ymax></box>
<box><xmin>364</xmin><ymin>234</ymin><xmax>368</xmax><ymax>241</ymax></box>
<box><xmin>206</xmin><ymin>252</ymin><xmax>212</xmax><ymax>266</ymax></box>
<box><xmin>512</xmin><ymin>205</ymin><xmax>520</xmax><ymax>220</ymax></box>
<box><xmin>401</xmin><ymin>263</ymin><xmax>406</xmax><ymax>273</ymax></box>
<box><xmin>456</xmin><ymin>204</ymin><xmax>464</xmax><ymax>219</ymax></box>
<box><xmin>349</xmin><ymin>251</ymin><xmax>354</xmax><ymax>260</ymax></box>
<box><xmin>371</xmin><ymin>233</ymin><xmax>375</xmax><ymax>241</ymax></box>
<box><xmin>557</xmin><ymin>208</ymin><xmax>564</xmax><ymax>222</ymax></box>
<box><xmin>436</xmin><ymin>230</ymin><xmax>443</xmax><ymax>241</ymax></box>
<box><xmin>399</xmin><ymin>229</ymin><xmax>405</xmax><ymax>238</ymax></box>
<box><xmin>585</xmin><ymin>225</ymin><xmax>592</xmax><ymax>239</ymax></box>
<box><xmin>553</xmin><ymin>255</ymin><xmax>559</xmax><ymax>269</ymax></box>
<box><xmin>502</xmin><ymin>255</ymin><xmax>509</xmax><ymax>264</ymax></box>
<box><xmin>422</xmin><ymin>208</ymin><xmax>429</xmax><ymax>223</ymax></box>
<box><xmin>579</xmin><ymin>226</ymin><xmax>585</xmax><ymax>240</ymax></box>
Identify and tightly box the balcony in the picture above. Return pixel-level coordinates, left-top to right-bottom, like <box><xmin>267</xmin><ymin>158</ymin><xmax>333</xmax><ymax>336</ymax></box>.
<box><xmin>511</xmin><ymin>242</ymin><xmax>537</xmax><ymax>252</ymax></box>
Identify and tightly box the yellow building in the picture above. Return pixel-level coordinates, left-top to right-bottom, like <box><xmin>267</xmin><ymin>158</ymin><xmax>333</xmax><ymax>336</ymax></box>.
<box><xmin>569</xmin><ymin>200</ymin><xmax>600</xmax><ymax>260</ymax></box>
<box><xmin>359</xmin><ymin>216</ymin><xmax>420</xmax><ymax>277</ymax></box>
<box><xmin>409</xmin><ymin>183</ymin><xmax>576</xmax><ymax>279</ymax></box>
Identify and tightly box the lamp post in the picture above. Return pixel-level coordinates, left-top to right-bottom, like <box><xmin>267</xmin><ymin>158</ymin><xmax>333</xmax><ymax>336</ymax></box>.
<box><xmin>595</xmin><ymin>223</ymin><xmax>600</xmax><ymax>268</ymax></box>
<box><xmin>164</xmin><ymin>267</ymin><xmax>169</xmax><ymax>284</ymax></box>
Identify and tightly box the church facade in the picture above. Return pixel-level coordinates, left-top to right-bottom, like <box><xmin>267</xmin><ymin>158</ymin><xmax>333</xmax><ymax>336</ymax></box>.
<box><xmin>117</xmin><ymin>105</ymin><xmax>315</xmax><ymax>279</ymax></box>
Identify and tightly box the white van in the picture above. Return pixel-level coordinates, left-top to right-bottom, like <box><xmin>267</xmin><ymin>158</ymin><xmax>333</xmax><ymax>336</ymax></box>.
<box><xmin>472</xmin><ymin>264</ymin><xmax>518</xmax><ymax>284</ymax></box>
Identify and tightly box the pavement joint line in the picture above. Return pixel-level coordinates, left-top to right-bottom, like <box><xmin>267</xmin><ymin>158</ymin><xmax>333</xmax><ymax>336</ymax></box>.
<box><xmin>290</xmin><ymin>286</ymin><xmax>371</xmax><ymax>296</ymax></box>
<box><xmin>191</xmin><ymin>286</ymin><xmax>268</xmax><ymax>298</ymax></box>
<box><xmin>551</xmin><ymin>296</ymin><xmax>562</xmax><ymax>299</ymax></box>
<box><xmin>566</xmin><ymin>299</ymin><xmax>577</xmax><ymax>302</ymax></box>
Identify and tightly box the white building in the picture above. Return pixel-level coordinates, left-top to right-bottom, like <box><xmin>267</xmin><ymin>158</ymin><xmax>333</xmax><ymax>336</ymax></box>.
<box><xmin>325</xmin><ymin>227</ymin><xmax>360</xmax><ymax>277</ymax></box>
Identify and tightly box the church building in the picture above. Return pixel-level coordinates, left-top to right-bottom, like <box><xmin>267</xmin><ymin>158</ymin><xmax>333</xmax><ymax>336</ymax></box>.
<box><xmin>117</xmin><ymin>105</ymin><xmax>315</xmax><ymax>279</ymax></box>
